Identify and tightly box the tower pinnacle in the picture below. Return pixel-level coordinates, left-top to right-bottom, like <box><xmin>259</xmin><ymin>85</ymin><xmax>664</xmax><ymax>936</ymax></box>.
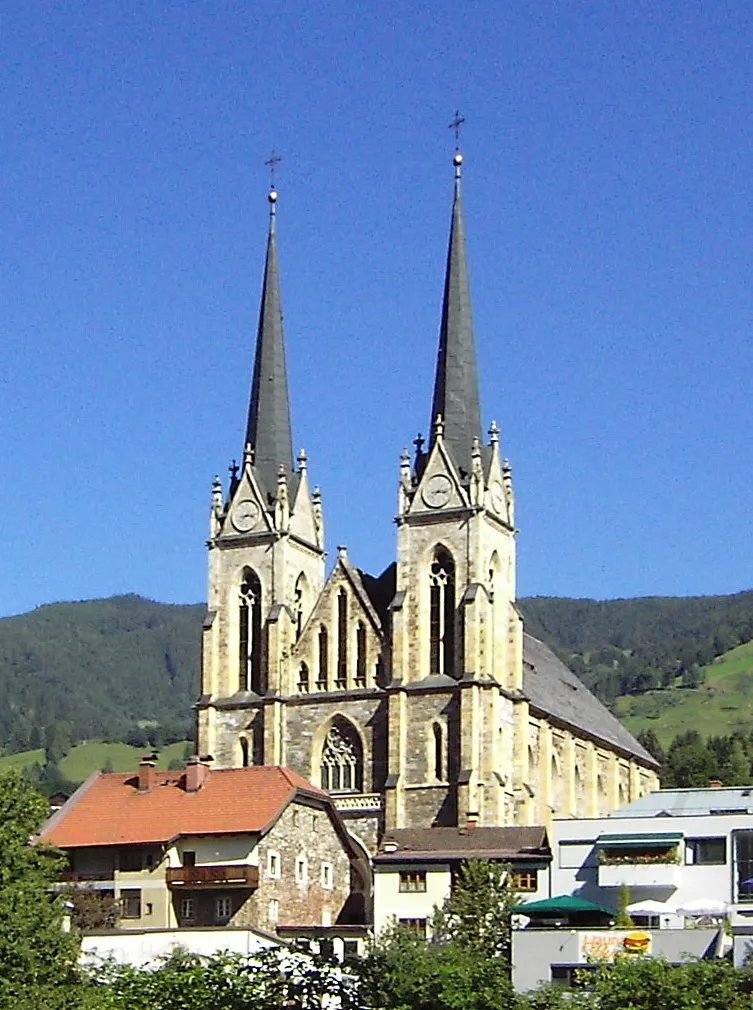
<box><xmin>245</xmin><ymin>183</ymin><xmax>294</xmax><ymax>500</ymax></box>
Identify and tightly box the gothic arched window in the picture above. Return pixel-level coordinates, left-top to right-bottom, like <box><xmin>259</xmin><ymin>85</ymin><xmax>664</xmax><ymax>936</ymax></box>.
<box><xmin>355</xmin><ymin>622</ymin><xmax>367</xmax><ymax>688</ymax></box>
<box><xmin>336</xmin><ymin>590</ymin><xmax>348</xmax><ymax>688</ymax></box>
<box><xmin>239</xmin><ymin>569</ymin><xmax>262</xmax><ymax>693</ymax></box>
<box><xmin>429</xmin><ymin>548</ymin><xmax>455</xmax><ymax>676</ymax></box>
<box><xmin>551</xmin><ymin>754</ymin><xmax>564</xmax><ymax>813</ymax></box>
<box><xmin>316</xmin><ymin>625</ymin><xmax>329</xmax><ymax>690</ymax></box>
<box><xmin>575</xmin><ymin>765</ymin><xmax>585</xmax><ymax>814</ymax></box>
<box><xmin>320</xmin><ymin>719</ymin><xmax>363</xmax><ymax>793</ymax></box>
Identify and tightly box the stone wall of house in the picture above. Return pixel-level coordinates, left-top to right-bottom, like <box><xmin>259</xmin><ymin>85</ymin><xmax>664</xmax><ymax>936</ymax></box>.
<box><xmin>231</xmin><ymin>801</ymin><xmax>354</xmax><ymax>932</ymax></box>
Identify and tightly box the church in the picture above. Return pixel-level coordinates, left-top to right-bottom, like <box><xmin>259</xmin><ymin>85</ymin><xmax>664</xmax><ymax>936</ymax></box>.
<box><xmin>195</xmin><ymin>151</ymin><xmax>659</xmax><ymax>854</ymax></box>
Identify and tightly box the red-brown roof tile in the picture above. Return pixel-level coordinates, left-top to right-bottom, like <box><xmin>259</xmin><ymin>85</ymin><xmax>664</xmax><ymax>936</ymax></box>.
<box><xmin>39</xmin><ymin>765</ymin><xmax>325</xmax><ymax>849</ymax></box>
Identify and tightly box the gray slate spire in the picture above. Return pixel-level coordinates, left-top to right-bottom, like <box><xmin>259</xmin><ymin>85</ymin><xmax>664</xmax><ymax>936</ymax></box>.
<box><xmin>245</xmin><ymin>190</ymin><xmax>294</xmax><ymax>500</ymax></box>
<box><xmin>429</xmin><ymin>153</ymin><xmax>483</xmax><ymax>481</ymax></box>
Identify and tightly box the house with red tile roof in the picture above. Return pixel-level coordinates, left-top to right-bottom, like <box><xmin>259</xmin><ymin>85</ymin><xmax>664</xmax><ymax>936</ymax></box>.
<box><xmin>40</xmin><ymin>757</ymin><xmax>369</xmax><ymax>939</ymax></box>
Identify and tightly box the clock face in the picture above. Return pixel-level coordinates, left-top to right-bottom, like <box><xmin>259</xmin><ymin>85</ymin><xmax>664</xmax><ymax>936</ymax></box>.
<box><xmin>232</xmin><ymin>499</ymin><xmax>261</xmax><ymax>533</ymax></box>
<box><xmin>490</xmin><ymin>480</ymin><xmax>506</xmax><ymax>515</ymax></box>
<box><xmin>422</xmin><ymin>473</ymin><xmax>452</xmax><ymax>509</ymax></box>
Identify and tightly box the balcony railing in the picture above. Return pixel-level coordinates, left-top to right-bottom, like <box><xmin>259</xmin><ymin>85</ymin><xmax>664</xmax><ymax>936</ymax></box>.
<box><xmin>333</xmin><ymin>792</ymin><xmax>383</xmax><ymax>812</ymax></box>
<box><xmin>598</xmin><ymin>862</ymin><xmax>681</xmax><ymax>889</ymax></box>
<box><xmin>166</xmin><ymin>864</ymin><xmax>259</xmax><ymax>889</ymax></box>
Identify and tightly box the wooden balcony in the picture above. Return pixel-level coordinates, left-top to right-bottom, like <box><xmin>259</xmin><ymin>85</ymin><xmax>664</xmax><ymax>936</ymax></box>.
<box><xmin>166</xmin><ymin>864</ymin><xmax>259</xmax><ymax>889</ymax></box>
<box><xmin>59</xmin><ymin>870</ymin><xmax>115</xmax><ymax>883</ymax></box>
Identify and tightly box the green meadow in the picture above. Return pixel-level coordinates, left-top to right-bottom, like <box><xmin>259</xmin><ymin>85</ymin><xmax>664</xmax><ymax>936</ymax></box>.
<box><xmin>615</xmin><ymin>640</ymin><xmax>753</xmax><ymax>747</ymax></box>
<box><xmin>0</xmin><ymin>739</ymin><xmax>192</xmax><ymax>785</ymax></box>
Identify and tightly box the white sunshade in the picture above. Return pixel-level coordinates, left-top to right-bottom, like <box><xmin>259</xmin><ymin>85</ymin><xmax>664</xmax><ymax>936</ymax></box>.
<box><xmin>675</xmin><ymin>898</ymin><xmax>728</xmax><ymax>917</ymax></box>
<box><xmin>626</xmin><ymin>899</ymin><xmax>675</xmax><ymax>915</ymax></box>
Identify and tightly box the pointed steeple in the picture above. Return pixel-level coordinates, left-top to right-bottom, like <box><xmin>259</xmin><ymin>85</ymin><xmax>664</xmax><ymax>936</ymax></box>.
<box><xmin>429</xmin><ymin>151</ymin><xmax>483</xmax><ymax>481</ymax></box>
<box><xmin>245</xmin><ymin>188</ymin><xmax>294</xmax><ymax>500</ymax></box>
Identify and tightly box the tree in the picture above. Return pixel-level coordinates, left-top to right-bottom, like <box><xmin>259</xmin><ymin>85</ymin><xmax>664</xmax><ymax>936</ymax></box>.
<box><xmin>613</xmin><ymin>883</ymin><xmax>634</xmax><ymax>929</ymax></box>
<box><xmin>0</xmin><ymin>771</ymin><xmax>88</xmax><ymax>1007</ymax></box>
<box><xmin>431</xmin><ymin>859</ymin><xmax>519</xmax><ymax>962</ymax></box>
<box><xmin>358</xmin><ymin>859</ymin><xmax>518</xmax><ymax>1010</ymax></box>
<box><xmin>636</xmin><ymin>729</ymin><xmax>665</xmax><ymax>767</ymax></box>
<box><xmin>357</xmin><ymin>924</ymin><xmax>513</xmax><ymax>1010</ymax></box>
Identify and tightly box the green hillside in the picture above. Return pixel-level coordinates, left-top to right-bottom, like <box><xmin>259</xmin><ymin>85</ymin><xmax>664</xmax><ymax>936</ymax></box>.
<box><xmin>615</xmin><ymin>640</ymin><xmax>753</xmax><ymax>747</ymax></box>
<box><xmin>518</xmin><ymin>591</ymin><xmax>753</xmax><ymax>703</ymax></box>
<box><xmin>1</xmin><ymin>591</ymin><xmax>752</xmax><ymax>767</ymax></box>
<box><xmin>0</xmin><ymin>595</ymin><xmax>202</xmax><ymax>753</ymax></box>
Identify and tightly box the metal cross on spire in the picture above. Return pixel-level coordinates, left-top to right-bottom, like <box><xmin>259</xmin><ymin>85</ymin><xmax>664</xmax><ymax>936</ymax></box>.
<box><xmin>265</xmin><ymin>149</ymin><xmax>282</xmax><ymax>189</ymax></box>
<box><xmin>448</xmin><ymin>110</ymin><xmax>465</xmax><ymax>151</ymax></box>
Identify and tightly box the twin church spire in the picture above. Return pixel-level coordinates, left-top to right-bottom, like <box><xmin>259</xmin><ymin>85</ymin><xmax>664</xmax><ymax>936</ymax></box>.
<box><xmin>429</xmin><ymin>152</ymin><xmax>483</xmax><ymax>482</ymax></box>
<box><xmin>244</xmin><ymin>188</ymin><xmax>295</xmax><ymax>501</ymax></box>
<box><xmin>242</xmin><ymin>149</ymin><xmax>487</xmax><ymax>507</ymax></box>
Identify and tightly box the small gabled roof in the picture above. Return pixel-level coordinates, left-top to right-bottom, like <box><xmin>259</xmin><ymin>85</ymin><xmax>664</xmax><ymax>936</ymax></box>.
<box><xmin>38</xmin><ymin>765</ymin><xmax>325</xmax><ymax>849</ymax></box>
<box><xmin>374</xmin><ymin>825</ymin><xmax>549</xmax><ymax>863</ymax></box>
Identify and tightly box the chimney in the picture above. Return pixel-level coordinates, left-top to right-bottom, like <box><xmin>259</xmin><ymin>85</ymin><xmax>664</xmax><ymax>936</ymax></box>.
<box><xmin>185</xmin><ymin>755</ymin><xmax>211</xmax><ymax>793</ymax></box>
<box><xmin>138</xmin><ymin>758</ymin><xmax>156</xmax><ymax>793</ymax></box>
<box><xmin>466</xmin><ymin>811</ymin><xmax>479</xmax><ymax>830</ymax></box>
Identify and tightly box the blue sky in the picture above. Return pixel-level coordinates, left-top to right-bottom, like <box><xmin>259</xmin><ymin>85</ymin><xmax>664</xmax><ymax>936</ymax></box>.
<box><xmin>2</xmin><ymin>1</ymin><xmax>752</xmax><ymax>618</ymax></box>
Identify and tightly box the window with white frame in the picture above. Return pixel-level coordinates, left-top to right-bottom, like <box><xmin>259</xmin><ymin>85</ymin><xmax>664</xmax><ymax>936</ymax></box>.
<box><xmin>296</xmin><ymin>855</ymin><xmax>308</xmax><ymax>885</ymax></box>
<box><xmin>269</xmin><ymin>898</ymin><xmax>279</xmax><ymax>923</ymax></box>
<box><xmin>267</xmin><ymin>850</ymin><xmax>281</xmax><ymax>879</ymax></box>
<box><xmin>215</xmin><ymin>896</ymin><xmax>232</xmax><ymax>924</ymax></box>
<box><xmin>179</xmin><ymin>897</ymin><xmax>194</xmax><ymax>921</ymax></box>
<box><xmin>321</xmin><ymin>862</ymin><xmax>333</xmax><ymax>889</ymax></box>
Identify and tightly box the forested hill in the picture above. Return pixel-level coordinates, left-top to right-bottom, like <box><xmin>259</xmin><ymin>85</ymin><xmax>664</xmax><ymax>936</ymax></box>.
<box><xmin>517</xmin><ymin>591</ymin><xmax>753</xmax><ymax>703</ymax></box>
<box><xmin>1</xmin><ymin>590</ymin><xmax>753</xmax><ymax>756</ymax></box>
<box><xmin>0</xmin><ymin>595</ymin><xmax>202</xmax><ymax>754</ymax></box>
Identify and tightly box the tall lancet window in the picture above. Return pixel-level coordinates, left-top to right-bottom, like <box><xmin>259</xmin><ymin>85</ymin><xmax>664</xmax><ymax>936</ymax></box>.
<box><xmin>239</xmin><ymin>569</ymin><xmax>262</xmax><ymax>693</ymax></box>
<box><xmin>320</xmin><ymin>718</ymin><xmax>363</xmax><ymax>792</ymax></box>
<box><xmin>355</xmin><ymin>622</ymin><xmax>367</xmax><ymax>688</ymax></box>
<box><xmin>429</xmin><ymin>548</ymin><xmax>455</xmax><ymax>676</ymax></box>
<box><xmin>316</xmin><ymin>626</ymin><xmax>329</xmax><ymax>690</ymax></box>
<box><xmin>336</xmin><ymin>590</ymin><xmax>348</xmax><ymax>688</ymax></box>
<box><xmin>432</xmin><ymin>722</ymin><xmax>445</xmax><ymax>781</ymax></box>
<box><xmin>293</xmin><ymin>573</ymin><xmax>308</xmax><ymax>641</ymax></box>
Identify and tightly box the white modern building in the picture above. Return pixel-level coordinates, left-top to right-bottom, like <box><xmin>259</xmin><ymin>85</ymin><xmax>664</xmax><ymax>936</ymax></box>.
<box><xmin>550</xmin><ymin>786</ymin><xmax>753</xmax><ymax>927</ymax></box>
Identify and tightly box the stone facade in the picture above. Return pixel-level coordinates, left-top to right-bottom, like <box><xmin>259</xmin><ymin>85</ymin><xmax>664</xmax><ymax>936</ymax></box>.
<box><xmin>196</xmin><ymin>162</ymin><xmax>659</xmax><ymax>852</ymax></box>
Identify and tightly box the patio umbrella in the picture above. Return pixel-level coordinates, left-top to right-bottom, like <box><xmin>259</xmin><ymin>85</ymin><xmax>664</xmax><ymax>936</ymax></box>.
<box><xmin>675</xmin><ymin>898</ymin><xmax>728</xmax><ymax>917</ymax></box>
<box><xmin>515</xmin><ymin>894</ymin><xmax>614</xmax><ymax>916</ymax></box>
<box><xmin>626</xmin><ymin>899</ymin><xmax>675</xmax><ymax>915</ymax></box>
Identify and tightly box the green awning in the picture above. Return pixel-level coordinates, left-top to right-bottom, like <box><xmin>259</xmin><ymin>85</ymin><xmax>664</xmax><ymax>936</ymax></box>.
<box><xmin>597</xmin><ymin>832</ymin><xmax>683</xmax><ymax>848</ymax></box>
<box><xmin>515</xmin><ymin>894</ymin><xmax>615</xmax><ymax>916</ymax></box>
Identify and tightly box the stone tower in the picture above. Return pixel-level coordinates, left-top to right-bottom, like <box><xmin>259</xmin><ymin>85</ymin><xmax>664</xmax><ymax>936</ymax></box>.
<box><xmin>196</xmin><ymin>186</ymin><xmax>326</xmax><ymax>772</ymax></box>
<box><xmin>385</xmin><ymin>151</ymin><xmax>524</xmax><ymax>830</ymax></box>
<box><xmin>197</xmin><ymin>160</ymin><xmax>660</xmax><ymax>854</ymax></box>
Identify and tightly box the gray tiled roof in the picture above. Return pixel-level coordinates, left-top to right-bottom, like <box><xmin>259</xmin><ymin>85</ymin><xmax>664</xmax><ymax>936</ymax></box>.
<box><xmin>375</xmin><ymin>825</ymin><xmax>549</xmax><ymax>862</ymax></box>
<box><xmin>523</xmin><ymin>633</ymin><xmax>658</xmax><ymax>767</ymax></box>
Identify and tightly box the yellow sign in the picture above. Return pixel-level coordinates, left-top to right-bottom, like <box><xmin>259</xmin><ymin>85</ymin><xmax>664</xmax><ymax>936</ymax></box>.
<box><xmin>580</xmin><ymin>931</ymin><xmax>653</xmax><ymax>962</ymax></box>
